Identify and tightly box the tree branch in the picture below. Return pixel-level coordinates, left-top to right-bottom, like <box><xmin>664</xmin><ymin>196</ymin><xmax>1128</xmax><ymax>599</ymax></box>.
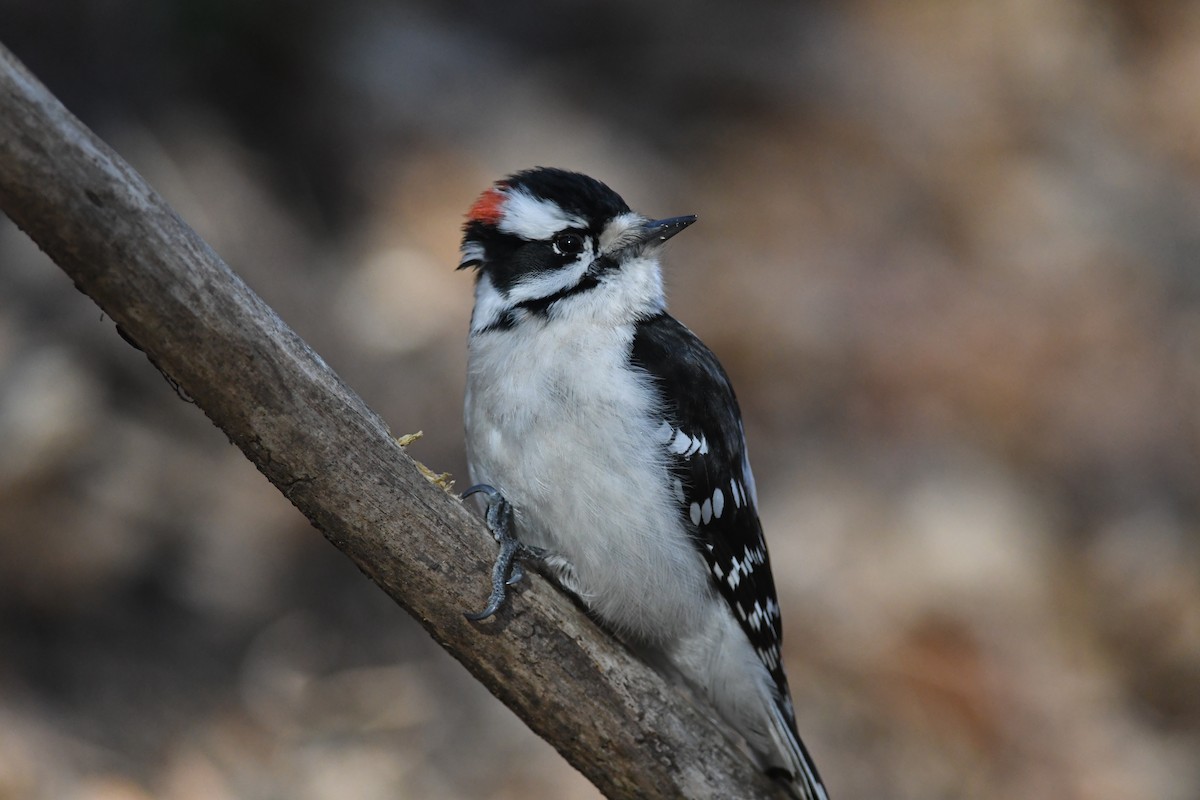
<box><xmin>0</xmin><ymin>42</ymin><xmax>789</xmax><ymax>799</ymax></box>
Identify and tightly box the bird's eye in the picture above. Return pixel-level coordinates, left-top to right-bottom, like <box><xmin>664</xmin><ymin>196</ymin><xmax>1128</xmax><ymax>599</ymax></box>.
<box><xmin>552</xmin><ymin>232</ymin><xmax>585</xmax><ymax>256</ymax></box>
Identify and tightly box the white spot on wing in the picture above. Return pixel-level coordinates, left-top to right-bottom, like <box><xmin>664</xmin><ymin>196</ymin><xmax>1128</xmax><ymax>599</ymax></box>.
<box><xmin>727</xmin><ymin>558</ymin><xmax>742</xmax><ymax>589</ymax></box>
<box><xmin>740</xmin><ymin>437</ymin><xmax>760</xmax><ymax>508</ymax></box>
<box><xmin>672</xmin><ymin>478</ymin><xmax>685</xmax><ymax>504</ymax></box>
<box><xmin>689</xmin><ymin>502</ymin><xmax>701</xmax><ymax>526</ymax></box>
<box><xmin>701</xmin><ymin>498</ymin><xmax>712</xmax><ymax>524</ymax></box>
<box><xmin>670</xmin><ymin>430</ymin><xmax>692</xmax><ymax>455</ymax></box>
<box><xmin>751</xmin><ymin>601</ymin><xmax>765</xmax><ymax>630</ymax></box>
<box><xmin>712</xmin><ymin>488</ymin><xmax>724</xmax><ymax>518</ymax></box>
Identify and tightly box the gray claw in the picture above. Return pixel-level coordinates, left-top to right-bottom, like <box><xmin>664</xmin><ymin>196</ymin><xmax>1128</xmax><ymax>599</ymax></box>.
<box><xmin>463</xmin><ymin>483</ymin><xmax>526</xmax><ymax>621</ymax></box>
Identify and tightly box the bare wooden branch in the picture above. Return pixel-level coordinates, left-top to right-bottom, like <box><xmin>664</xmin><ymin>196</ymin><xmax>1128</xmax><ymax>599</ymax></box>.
<box><xmin>0</xmin><ymin>42</ymin><xmax>791</xmax><ymax>799</ymax></box>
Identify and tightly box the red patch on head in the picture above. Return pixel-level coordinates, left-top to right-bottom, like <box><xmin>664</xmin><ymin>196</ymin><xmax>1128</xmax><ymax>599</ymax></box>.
<box><xmin>467</xmin><ymin>185</ymin><xmax>506</xmax><ymax>226</ymax></box>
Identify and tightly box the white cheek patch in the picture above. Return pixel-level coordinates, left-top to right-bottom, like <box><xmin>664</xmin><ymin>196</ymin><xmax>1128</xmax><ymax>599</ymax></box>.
<box><xmin>499</xmin><ymin>187</ymin><xmax>587</xmax><ymax>240</ymax></box>
<box><xmin>506</xmin><ymin>242</ymin><xmax>596</xmax><ymax>305</ymax></box>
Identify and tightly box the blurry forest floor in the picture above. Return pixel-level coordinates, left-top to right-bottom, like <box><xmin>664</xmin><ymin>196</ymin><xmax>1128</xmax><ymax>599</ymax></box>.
<box><xmin>2</xmin><ymin>1</ymin><xmax>1199</xmax><ymax>798</ymax></box>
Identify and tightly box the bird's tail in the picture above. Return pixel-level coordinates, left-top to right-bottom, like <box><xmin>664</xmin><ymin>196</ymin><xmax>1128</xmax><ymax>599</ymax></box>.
<box><xmin>766</xmin><ymin>699</ymin><xmax>829</xmax><ymax>800</ymax></box>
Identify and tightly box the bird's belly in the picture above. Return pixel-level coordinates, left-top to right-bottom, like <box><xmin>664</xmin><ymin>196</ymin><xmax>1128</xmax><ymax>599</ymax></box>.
<box><xmin>465</xmin><ymin>367</ymin><xmax>712</xmax><ymax>642</ymax></box>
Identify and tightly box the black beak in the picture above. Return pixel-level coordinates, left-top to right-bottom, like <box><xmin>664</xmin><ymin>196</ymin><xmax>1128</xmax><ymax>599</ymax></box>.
<box><xmin>598</xmin><ymin>215</ymin><xmax>698</xmax><ymax>272</ymax></box>
<box><xmin>640</xmin><ymin>215</ymin><xmax>697</xmax><ymax>245</ymax></box>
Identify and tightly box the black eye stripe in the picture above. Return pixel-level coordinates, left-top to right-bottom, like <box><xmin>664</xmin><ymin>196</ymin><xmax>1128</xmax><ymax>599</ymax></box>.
<box><xmin>513</xmin><ymin>273</ymin><xmax>600</xmax><ymax>315</ymax></box>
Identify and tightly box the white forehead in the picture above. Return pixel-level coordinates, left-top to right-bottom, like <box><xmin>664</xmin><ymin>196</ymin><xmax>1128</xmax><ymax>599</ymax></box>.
<box><xmin>498</xmin><ymin>186</ymin><xmax>587</xmax><ymax>240</ymax></box>
<box><xmin>598</xmin><ymin>212</ymin><xmax>647</xmax><ymax>252</ymax></box>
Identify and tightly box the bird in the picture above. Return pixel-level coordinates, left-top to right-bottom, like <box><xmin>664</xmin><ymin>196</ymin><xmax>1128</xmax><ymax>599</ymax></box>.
<box><xmin>457</xmin><ymin>167</ymin><xmax>828</xmax><ymax>799</ymax></box>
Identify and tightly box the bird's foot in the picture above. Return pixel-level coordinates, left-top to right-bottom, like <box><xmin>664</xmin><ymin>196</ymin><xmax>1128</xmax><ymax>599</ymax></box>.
<box><xmin>461</xmin><ymin>484</ymin><xmax>543</xmax><ymax>620</ymax></box>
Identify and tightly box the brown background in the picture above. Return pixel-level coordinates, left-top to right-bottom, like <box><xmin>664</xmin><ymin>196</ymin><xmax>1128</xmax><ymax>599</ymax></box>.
<box><xmin>1</xmin><ymin>1</ymin><xmax>1198</xmax><ymax>798</ymax></box>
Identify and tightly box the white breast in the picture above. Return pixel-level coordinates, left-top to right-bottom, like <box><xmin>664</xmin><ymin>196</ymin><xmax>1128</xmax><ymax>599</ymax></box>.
<box><xmin>464</xmin><ymin>315</ymin><xmax>712</xmax><ymax>643</ymax></box>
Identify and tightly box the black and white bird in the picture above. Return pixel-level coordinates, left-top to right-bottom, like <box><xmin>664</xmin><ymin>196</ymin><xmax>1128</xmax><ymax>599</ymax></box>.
<box><xmin>458</xmin><ymin>167</ymin><xmax>828</xmax><ymax>799</ymax></box>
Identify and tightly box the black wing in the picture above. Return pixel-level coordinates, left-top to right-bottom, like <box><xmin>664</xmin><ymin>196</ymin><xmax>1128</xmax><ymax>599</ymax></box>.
<box><xmin>630</xmin><ymin>312</ymin><xmax>793</xmax><ymax>707</ymax></box>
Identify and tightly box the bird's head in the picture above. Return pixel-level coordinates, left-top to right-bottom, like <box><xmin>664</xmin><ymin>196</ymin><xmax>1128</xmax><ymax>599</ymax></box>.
<box><xmin>459</xmin><ymin>167</ymin><xmax>695</xmax><ymax>333</ymax></box>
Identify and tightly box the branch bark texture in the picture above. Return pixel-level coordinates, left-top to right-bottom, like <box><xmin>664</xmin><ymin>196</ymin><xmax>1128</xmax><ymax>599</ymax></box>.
<box><xmin>0</xmin><ymin>43</ymin><xmax>790</xmax><ymax>799</ymax></box>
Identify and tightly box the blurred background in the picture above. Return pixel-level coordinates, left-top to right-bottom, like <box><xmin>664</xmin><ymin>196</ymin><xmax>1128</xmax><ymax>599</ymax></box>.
<box><xmin>2</xmin><ymin>1</ymin><xmax>1199</xmax><ymax>798</ymax></box>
